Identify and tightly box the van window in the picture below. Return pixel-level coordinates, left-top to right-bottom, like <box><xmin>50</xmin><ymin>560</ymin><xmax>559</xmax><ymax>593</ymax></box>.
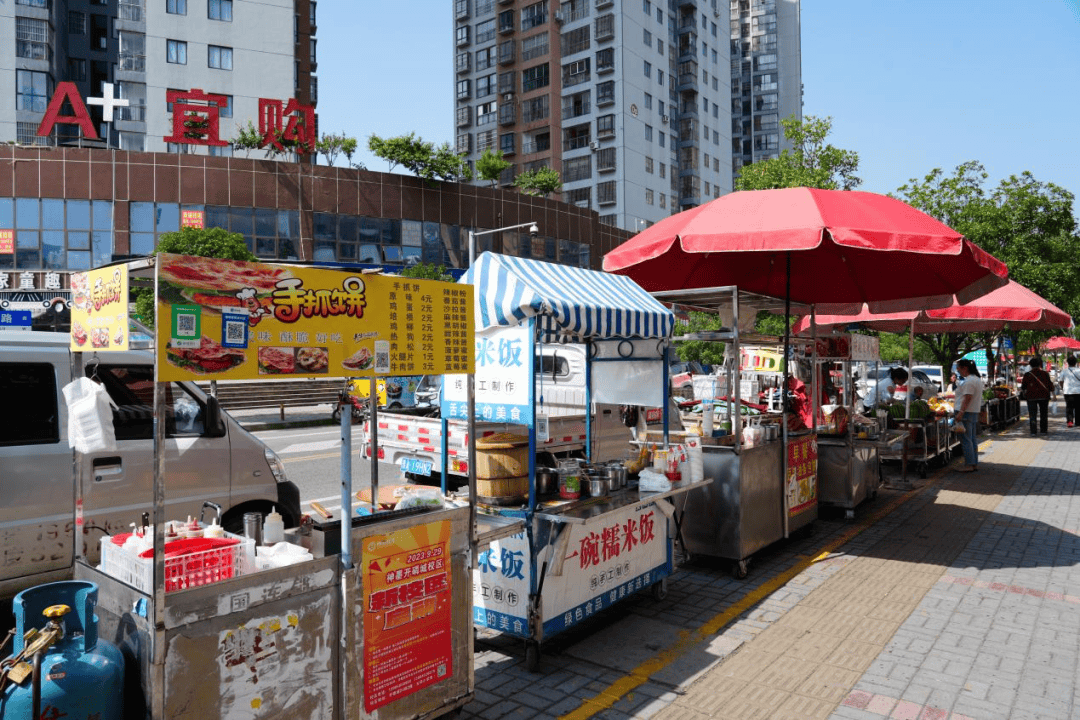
<box><xmin>0</xmin><ymin>363</ymin><xmax>60</xmax><ymax>446</ymax></box>
<box><xmin>91</xmin><ymin>365</ymin><xmax>205</xmax><ymax>439</ymax></box>
<box><xmin>535</xmin><ymin>355</ymin><xmax>569</xmax><ymax>377</ymax></box>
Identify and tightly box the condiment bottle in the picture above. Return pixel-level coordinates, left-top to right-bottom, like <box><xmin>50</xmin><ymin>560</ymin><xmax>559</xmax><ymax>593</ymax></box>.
<box><xmin>263</xmin><ymin>506</ymin><xmax>285</xmax><ymax>545</ymax></box>
<box><xmin>182</xmin><ymin>515</ymin><xmax>204</xmax><ymax>539</ymax></box>
<box><xmin>203</xmin><ymin>519</ymin><xmax>225</xmax><ymax>538</ymax></box>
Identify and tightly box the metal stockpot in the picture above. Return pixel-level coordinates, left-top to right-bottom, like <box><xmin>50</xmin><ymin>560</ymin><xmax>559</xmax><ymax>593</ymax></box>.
<box><xmin>535</xmin><ymin>468</ymin><xmax>559</xmax><ymax>495</ymax></box>
<box><xmin>604</xmin><ymin>463</ymin><xmax>627</xmax><ymax>490</ymax></box>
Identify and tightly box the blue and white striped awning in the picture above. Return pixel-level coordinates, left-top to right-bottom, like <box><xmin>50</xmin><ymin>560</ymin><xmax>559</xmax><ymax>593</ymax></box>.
<box><xmin>461</xmin><ymin>252</ymin><xmax>674</xmax><ymax>339</ymax></box>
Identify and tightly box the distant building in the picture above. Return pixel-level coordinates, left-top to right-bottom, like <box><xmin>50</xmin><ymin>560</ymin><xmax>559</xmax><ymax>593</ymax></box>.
<box><xmin>453</xmin><ymin>0</ymin><xmax>800</xmax><ymax>232</ymax></box>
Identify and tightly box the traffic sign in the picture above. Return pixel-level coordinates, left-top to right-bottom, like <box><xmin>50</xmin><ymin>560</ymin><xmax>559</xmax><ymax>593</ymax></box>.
<box><xmin>0</xmin><ymin>310</ymin><xmax>32</xmax><ymax>330</ymax></box>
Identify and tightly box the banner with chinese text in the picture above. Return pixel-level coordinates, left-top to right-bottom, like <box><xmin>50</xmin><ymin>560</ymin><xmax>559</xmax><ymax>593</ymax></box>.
<box><xmin>70</xmin><ymin>265</ymin><xmax>129</xmax><ymax>351</ymax></box>
<box><xmin>155</xmin><ymin>254</ymin><xmax>473</xmax><ymax>381</ymax></box>
<box><xmin>362</xmin><ymin>520</ymin><xmax>452</xmax><ymax>712</ymax></box>
<box><xmin>442</xmin><ymin>323</ymin><xmax>531</xmax><ymax>425</ymax></box>
<box><xmin>0</xmin><ymin>230</ymin><xmax>12</xmax><ymax>254</ymax></box>
<box><xmin>786</xmin><ymin>434</ymin><xmax>818</xmax><ymax>517</ymax></box>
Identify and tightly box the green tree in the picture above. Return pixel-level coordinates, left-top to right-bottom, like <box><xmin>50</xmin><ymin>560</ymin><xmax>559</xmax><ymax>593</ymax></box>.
<box><xmin>316</xmin><ymin>132</ymin><xmax>359</xmax><ymax>167</ymax></box>
<box><xmin>735</xmin><ymin>115</ymin><xmax>861</xmax><ymax>191</ymax></box>
<box><xmin>476</xmin><ymin>149</ymin><xmax>512</xmax><ymax>187</ymax></box>
<box><xmin>399</xmin><ymin>262</ymin><xmax>454</xmax><ymax>282</ymax></box>
<box><xmin>675</xmin><ymin>312</ymin><xmax>726</xmax><ymax>366</ymax></box>
<box><xmin>513</xmin><ymin>166</ymin><xmax>562</xmax><ymax>196</ymax></box>
<box><xmin>367</xmin><ymin>133</ymin><xmax>472</xmax><ymax>184</ymax></box>
<box><xmin>133</xmin><ymin>226</ymin><xmax>255</xmax><ymax>328</ymax></box>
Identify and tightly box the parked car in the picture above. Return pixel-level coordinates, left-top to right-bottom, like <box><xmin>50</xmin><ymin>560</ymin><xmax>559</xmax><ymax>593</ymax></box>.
<box><xmin>670</xmin><ymin>361</ymin><xmax>706</xmax><ymax>398</ymax></box>
<box><xmin>856</xmin><ymin>366</ymin><xmax>939</xmax><ymax>406</ymax></box>
<box><xmin>912</xmin><ymin>365</ymin><xmax>944</xmax><ymax>392</ymax></box>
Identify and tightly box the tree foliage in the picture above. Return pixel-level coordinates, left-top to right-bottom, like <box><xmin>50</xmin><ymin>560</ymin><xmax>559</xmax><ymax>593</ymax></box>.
<box><xmin>674</xmin><ymin>312</ymin><xmax>727</xmax><ymax>366</ymax></box>
<box><xmin>134</xmin><ymin>226</ymin><xmax>255</xmax><ymax>328</ymax></box>
<box><xmin>367</xmin><ymin>133</ymin><xmax>472</xmax><ymax>184</ymax></box>
<box><xmin>735</xmin><ymin>115</ymin><xmax>862</xmax><ymax>192</ymax></box>
<box><xmin>316</xmin><ymin>132</ymin><xmax>359</xmax><ymax>167</ymax></box>
<box><xmin>476</xmin><ymin>149</ymin><xmax>512</xmax><ymax>187</ymax></box>
<box><xmin>513</xmin><ymin>166</ymin><xmax>562</xmax><ymax>196</ymax></box>
<box><xmin>399</xmin><ymin>262</ymin><xmax>454</xmax><ymax>282</ymax></box>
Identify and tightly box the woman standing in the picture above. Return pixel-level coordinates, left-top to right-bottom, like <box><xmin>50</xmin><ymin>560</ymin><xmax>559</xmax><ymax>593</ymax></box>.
<box><xmin>953</xmin><ymin>359</ymin><xmax>983</xmax><ymax>472</ymax></box>
<box><xmin>1020</xmin><ymin>356</ymin><xmax>1054</xmax><ymax>435</ymax></box>
<box><xmin>1060</xmin><ymin>356</ymin><xmax>1080</xmax><ymax>429</ymax></box>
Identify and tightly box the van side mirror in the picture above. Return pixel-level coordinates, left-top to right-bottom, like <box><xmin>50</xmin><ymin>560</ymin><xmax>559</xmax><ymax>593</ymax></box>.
<box><xmin>204</xmin><ymin>395</ymin><xmax>227</xmax><ymax>438</ymax></box>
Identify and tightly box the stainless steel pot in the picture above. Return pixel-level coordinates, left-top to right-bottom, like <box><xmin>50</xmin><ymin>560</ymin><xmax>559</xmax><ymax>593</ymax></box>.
<box><xmin>535</xmin><ymin>468</ymin><xmax>559</xmax><ymax>495</ymax></box>
<box><xmin>764</xmin><ymin>424</ymin><xmax>779</xmax><ymax>441</ymax></box>
<box><xmin>604</xmin><ymin>463</ymin><xmax>627</xmax><ymax>490</ymax></box>
<box><xmin>587</xmin><ymin>475</ymin><xmax>607</xmax><ymax>498</ymax></box>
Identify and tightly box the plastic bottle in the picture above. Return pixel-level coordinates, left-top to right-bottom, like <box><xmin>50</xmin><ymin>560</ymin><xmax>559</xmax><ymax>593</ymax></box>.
<box><xmin>182</xmin><ymin>515</ymin><xmax>204</xmax><ymax>539</ymax></box>
<box><xmin>263</xmin><ymin>506</ymin><xmax>284</xmax><ymax>545</ymax></box>
<box><xmin>203</xmin><ymin>519</ymin><xmax>225</xmax><ymax>538</ymax></box>
<box><xmin>702</xmin><ymin>399</ymin><xmax>714</xmax><ymax>436</ymax></box>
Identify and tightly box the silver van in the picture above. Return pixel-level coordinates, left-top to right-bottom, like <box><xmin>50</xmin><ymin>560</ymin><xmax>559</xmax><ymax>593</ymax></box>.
<box><xmin>0</xmin><ymin>331</ymin><xmax>299</xmax><ymax>603</ymax></box>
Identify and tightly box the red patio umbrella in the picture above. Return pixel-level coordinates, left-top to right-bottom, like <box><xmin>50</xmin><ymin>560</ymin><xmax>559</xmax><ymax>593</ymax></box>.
<box><xmin>603</xmin><ymin>188</ymin><xmax>1008</xmax><ymax>314</ymax></box>
<box><xmin>1044</xmin><ymin>336</ymin><xmax>1080</xmax><ymax>351</ymax></box>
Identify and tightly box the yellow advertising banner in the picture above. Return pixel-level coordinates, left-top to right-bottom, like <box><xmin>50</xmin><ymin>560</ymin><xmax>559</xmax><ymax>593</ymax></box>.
<box><xmin>155</xmin><ymin>254</ymin><xmax>474</xmax><ymax>382</ymax></box>
<box><xmin>70</xmin><ymin>264</ymin><xmax>129</xmax><ymax>352</ymax></box>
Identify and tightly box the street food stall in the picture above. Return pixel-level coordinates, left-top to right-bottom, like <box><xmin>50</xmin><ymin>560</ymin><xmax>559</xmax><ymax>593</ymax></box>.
<box><xmin>445</xmin><ymin>253</ymin><xmax>707</xmax><ymax>670</ymax></box>
<box><xmin>57</xmin><ymin>254</ymin><xmax>482</xmax><ymax>719</ymax></box>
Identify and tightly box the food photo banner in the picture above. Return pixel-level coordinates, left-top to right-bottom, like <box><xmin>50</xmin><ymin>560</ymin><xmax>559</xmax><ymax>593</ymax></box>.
<box><xmin>155</xmin><ymin>254</ymin><xmax>474</xmax><ymax>382</ymax></box>
<box><xmin>70</xmin><ymin>264</ymin><xmax>129</xmax><ymax>352</ymax></box>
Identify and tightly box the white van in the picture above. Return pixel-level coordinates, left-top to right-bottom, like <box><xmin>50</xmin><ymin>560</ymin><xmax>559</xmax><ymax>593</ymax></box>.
<box><xmin>0</xmin><ymin>331</ymin><xmax>300</xmax><ymax>603</ymax></box>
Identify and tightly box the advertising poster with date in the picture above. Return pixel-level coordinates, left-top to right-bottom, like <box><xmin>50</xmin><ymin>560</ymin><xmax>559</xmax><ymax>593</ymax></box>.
<box><xmin>154</xmin><ymin>254</ymin><xmax>473</xmax><ymax>382</ymax></box>
<box><xmin>70</xmin><ymin>265</ymin><xmax>129</xmax><ymax>352</ymax></box>
<box><xmin>362</xmin><ymin>520</ymin><xmax>452</xmax><ymax>713</ymax></box>
<box><xmin>787</xmin><ymin>434</ymin><xmax>818</xmax><ymax>516</ymax></box>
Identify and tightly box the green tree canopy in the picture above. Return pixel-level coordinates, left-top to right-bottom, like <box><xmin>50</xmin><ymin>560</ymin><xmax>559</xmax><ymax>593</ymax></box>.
<box><xmin>735</xmin><ymin>115</ymin><xmax>862</xmax><ymax>192</ymax></box>
<box><xmin>399</xmin><ymin>262</ymin><xmax>454</xmax><ymax>282</ymax></box>
<box><xmin>315</xmin><ymin>132</ymin><xmax>359</xmax><ymax>167</ymax></box>
<box><xmin>134</xmin><ymin>226</ymin><xmax>255</xmax><ymax>328</ymax></box>
<box><xmin>476</xmin><ymin>149</ymin><xmax>512</xmax><ymax>187</ymax></box>
<box><xmin>367</xmin><ymin>133</ymin><xmax>472</xmax><ymax>184</ymax></box>
<box><xmin>513</xmin><ymin>166</ymin><xmax>562</xmax><ymax>196</ymax></box>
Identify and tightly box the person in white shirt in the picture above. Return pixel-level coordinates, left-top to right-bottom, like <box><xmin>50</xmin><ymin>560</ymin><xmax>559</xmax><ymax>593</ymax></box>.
<box><xmin>1061</xmin><ymin>355</ymin><xmax>1080</xmax><ymax>429</ymax></box>
<box><xmin>862</xmin><ymin>368</ymin><xmax>909</xmax><ymax>411</ymax></box>
<box><xmin>953</xmin><ymin>359</ymin><xmax>984</xmax><ymax>472</ymax></box>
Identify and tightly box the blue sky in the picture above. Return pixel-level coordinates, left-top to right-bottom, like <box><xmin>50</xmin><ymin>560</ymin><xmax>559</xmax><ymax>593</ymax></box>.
<box><xmin>317</xmin><ymin>0</ymin><xmax>1080</xmax><ymax>201</ymax></box>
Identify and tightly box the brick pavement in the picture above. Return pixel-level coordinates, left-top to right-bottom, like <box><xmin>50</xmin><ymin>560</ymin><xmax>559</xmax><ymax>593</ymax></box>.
<box><xmin>461</xmin><ymin>415</ymin><xmax>1076</xmax><ymax>720</ymax></box>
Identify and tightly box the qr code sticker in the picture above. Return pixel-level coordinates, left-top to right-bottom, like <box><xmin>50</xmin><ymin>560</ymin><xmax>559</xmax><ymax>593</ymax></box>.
<box><xmin>374</xmin><ymin>340</ymin><xmax>390</xmax><ymax>374</ymax></box>
<box><xmin>176</xmin><ymin>313</ymin><xmax>197</xmax><ymax>337</ymax></box>
<box><xmin>225</xmin><ymin>321</ymin><xmax>245</xmax><ymax>342</ymax></box>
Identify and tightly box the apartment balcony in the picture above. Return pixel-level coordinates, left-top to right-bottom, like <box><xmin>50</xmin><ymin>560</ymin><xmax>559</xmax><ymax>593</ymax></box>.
<box><xmin>498</xmin><ymin>41</ymin><xmax>515</xmax><ymax>65</ymax></box>
<box><xmin>595</xmin><ymin>0</ymin><xmax>613</xmax><ymax>8</ymax></box>
<box><xmin>677</xmin><ymin>72</ymin><xmax>698</xmax><ymax>90</ymax></box>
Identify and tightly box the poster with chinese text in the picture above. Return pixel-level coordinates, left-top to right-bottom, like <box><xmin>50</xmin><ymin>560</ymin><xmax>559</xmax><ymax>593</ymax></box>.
<box><xmin>442</xmin><ymin>323</ymin><xmax>531</xmax><ymax>425</ymax></box>
<box><xmin>70</xmin><ymin>265</ymin><xmax>128</xmax><ymax>352</ymax></box>
<box><xmin>362</xmin><ymin>520</ymin><xmax>452</xmax><ymax>713</ymax></box>
<box><xmin>155</xmin><ymin>254</ymin><xmax>473</xmax><ymax>381</ymax></box>
<box><xmin>0</xmin><ymin>230</ymin><xmax>13</xmax><ymax>254</ymax></box>
<box><xmin>786</xmin><ymin>434</ymin><xmax>818</xmax><ymax>517</ymax></box>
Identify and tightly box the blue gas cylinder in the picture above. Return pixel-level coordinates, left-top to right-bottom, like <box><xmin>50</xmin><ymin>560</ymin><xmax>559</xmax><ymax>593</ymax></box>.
<box><xmin>0</xmin><ymin>581</ymin><xmax>124</xmax><ymax>720</ymax></box>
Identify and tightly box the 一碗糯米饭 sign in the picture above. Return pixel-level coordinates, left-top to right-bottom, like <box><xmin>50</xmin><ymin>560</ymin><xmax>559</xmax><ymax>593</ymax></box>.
<box><xmin>155</xmin><ymin>254</ymin><xmax>474</xmax><ymax>381</ymax></box>
<box><xmin>70</xmin><ymin>265</ymin><xmax>129</xmax><ymax>352</ymax></box>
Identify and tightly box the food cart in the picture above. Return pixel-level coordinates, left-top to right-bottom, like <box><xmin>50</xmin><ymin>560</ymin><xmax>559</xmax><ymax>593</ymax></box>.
<box><xmin>648</xmin><ymin>287</ymin><xmax>817</xmax><ymax>579</ymax></box>
<box><xmin>64</xmin><ymin>254</ymin><xmax>483</xmax><ymax>719</ymax></box>
<box><xmin>445</xmin><ymin>253</ymin><xmax>707</xmax><ymax>670</ymax></box>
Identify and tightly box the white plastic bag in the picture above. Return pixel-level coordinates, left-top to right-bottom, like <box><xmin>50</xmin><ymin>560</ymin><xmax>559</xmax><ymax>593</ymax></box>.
<box><xmin>62</xmin><ymin>377</ymin><xmax>117</xmax><ymax>454</ymax></box>
<box><xmin>395</xmin><ymin>486</ymin><xmax>446</xmax><ymax>510</ymax></box>
<box><xmin>638</xmin><ymin>470</ymin><xmax>671</xmax><ymax>492</ymax></box>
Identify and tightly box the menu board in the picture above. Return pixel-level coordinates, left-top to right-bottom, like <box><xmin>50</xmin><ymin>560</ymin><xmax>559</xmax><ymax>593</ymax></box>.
<box><xmin>786</xmin><ymin>434</ymin><xmax>818</xmax><ymax>517</ymax></box>
<box><xmin>70</xmin><ymin>265</ymin><xmax>129</xmax><ymax>352</ymax></box>
<box><xmin>155</xmin><ymin>254</ymin><xmax>473</xmax><ymax>382</ymax></box>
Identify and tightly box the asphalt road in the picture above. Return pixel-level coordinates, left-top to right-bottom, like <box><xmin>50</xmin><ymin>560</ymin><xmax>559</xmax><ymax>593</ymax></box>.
<box><xmin>252</xmin><ymin>424</ymin><xmax>407</xmax><ymax>510</ymax></box>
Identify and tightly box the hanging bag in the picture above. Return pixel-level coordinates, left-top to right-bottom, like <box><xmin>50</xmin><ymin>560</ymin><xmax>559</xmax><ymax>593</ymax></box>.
<box><xmin>62</xmin><ymin>376</ymin><xmax>118</xmax><ymax>454</ymax></box>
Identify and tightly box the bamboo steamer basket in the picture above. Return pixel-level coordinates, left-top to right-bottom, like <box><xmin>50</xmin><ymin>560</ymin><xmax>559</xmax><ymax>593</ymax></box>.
<box><xmin>477</xmin><ymin>475</ymin><xmax>529</xmax><ymax>504</ymax></box>
<box><xmin>474</xmin><ymin>432</ymin><xmax>530</xmax><ymax>480</ymax></box>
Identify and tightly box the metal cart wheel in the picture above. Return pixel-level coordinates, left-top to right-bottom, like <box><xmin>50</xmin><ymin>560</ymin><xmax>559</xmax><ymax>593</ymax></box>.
<box><xmin>732</xmin><ymin>559</ymin><xmax>750</xmax><ymax>580</ymax></box>
<box><xmin>651</xmin><ymin>578</ymin><xmax>669</xmax><ymax>601</ymax></box>
<box><xmin>524</xmin><ymin>640</ymin><xmax>541</xmax><ymax>673</ymax></box>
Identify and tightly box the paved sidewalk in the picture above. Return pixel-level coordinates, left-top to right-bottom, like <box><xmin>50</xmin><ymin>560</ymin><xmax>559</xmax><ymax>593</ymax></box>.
<box><xmin>462</xmin><ymin>414</ymin><xmax>1079</xmax><ymax>720</ymax></box>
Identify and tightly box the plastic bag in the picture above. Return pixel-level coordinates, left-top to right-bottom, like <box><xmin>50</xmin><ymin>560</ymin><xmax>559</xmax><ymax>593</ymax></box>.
<box><xmin>173</xmin><ymin>395</ymin><xmax>202</xmax><ymax>433</ymax></box>
<box><xmin>394</xmin><ymin>486</ymin><xmax>446</xmax><ymax>510</ymax></box>
<box><xmin>638</xmin><ymin>470</ymin><xmax>671</xmax><ymax>492</ymax></box>
<box><xmin>62</xmin><ymin>377</ymin><xmax>117</xmax><ymax>454</ymax></box>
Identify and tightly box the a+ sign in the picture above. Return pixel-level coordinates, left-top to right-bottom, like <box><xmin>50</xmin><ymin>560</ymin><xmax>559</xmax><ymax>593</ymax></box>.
<box><xmin>87</xmin><ymin>83</ymin><xmax>130</xmax><ymax>122</ymax></box>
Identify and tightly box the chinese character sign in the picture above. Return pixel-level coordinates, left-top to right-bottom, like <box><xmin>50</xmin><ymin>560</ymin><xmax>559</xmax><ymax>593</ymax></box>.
<box><xmin>164</xmin><ymin>88</ymin><xmax>229</xmax><ymax>146</ymax></box>
<box><xmin>786</xmin><ymin>434</ymin><xmax>818</xmax><ymax>517</ymax></box>
<box><xmin>70</xmin><ymin>265</ymin><xmax>129</xmax><ymax>352</ymax></box>
<box><xmin>181</xmin><ymin>210</ymin><xmax>205</xmax><ymax>229</ymax></box>
<box><xmin>473</xmin><ymin>533</ymin><xmax>531</xmax><ymax>635</ymax></box>
<box><xmin>362</xmin><ymin>520</ymin><xmax>453</xmax><ymax>712</ymax></box>
<box><xmin>443</xmin><ymin>323</ymin><xmax>531</xmax><ymax>425</ymax></box>
<box><xmin>155</xmin><ymin>254</ymin><xmax>473</xmax><ymax>381</ymax></box>
<box><xmin>0</xmin><ymin>230</ymin><xmax>12</xmax><ymax>254</ymax></box>
<box><xmin>258</xmin><ymin>98</ymin><xmax>316</xmax><ymax>154</ymax></box>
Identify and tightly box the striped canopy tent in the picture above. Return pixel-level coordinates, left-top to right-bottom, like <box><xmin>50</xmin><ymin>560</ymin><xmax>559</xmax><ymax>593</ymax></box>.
<box><xmin>461</xmin><ymin>252</ymin><xmax>674</xmax><ymax>340</ymax></box>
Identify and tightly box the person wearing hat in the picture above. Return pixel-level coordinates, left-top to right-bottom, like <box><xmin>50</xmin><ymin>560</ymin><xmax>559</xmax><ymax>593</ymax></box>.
<box><xmin>953</xmin><ymin>359</ymin><xmax>983</xmax><ymax>472</ymax></box>
<box><xmin>1020</xmin><ymin>356</ymin><xmax>1054</xmax><ymax>435</ymax></box>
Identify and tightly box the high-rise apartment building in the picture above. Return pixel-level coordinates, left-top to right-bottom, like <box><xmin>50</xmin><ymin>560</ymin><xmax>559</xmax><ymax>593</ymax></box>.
<box><xmin>2</xmin><ymin>0</ymin><xmax>316</xmax><ymax>153</ymax></box>
<box><xmin>727</xmin><ymin>0</ymin><xmax>800</xmax><ymax>184</ymax></box>
<box><xmin>455</xmin><ymin>0</ymin><xmax>737</xmax><ymax>233</ymax></box>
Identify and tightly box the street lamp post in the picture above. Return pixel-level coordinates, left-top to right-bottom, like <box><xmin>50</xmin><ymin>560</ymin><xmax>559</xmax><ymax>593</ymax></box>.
<box><xmin>468</xmin><ymin>221</ymin><xmax>539</xmax><ymax>266</ymax></box>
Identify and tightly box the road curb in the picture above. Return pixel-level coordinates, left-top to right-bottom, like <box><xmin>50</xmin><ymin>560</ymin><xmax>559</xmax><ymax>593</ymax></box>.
<box><xmin>242</xmin><ymin>418</ymin><xmax>337</xmax><ymax>432</ymax></box>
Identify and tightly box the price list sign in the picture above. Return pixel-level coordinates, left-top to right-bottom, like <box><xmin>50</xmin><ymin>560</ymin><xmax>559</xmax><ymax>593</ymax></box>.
<box><xmin>385</xmin><ymin>282</ymin><xmax>473</xmax><ymax>375</ymax></box>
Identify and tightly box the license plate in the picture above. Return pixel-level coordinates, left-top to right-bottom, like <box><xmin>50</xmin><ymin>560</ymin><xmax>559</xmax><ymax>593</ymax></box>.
<box><xmin>400</xmin><ymin>457</ymin><xmax>433</xmax><ymax>476</ymax></box>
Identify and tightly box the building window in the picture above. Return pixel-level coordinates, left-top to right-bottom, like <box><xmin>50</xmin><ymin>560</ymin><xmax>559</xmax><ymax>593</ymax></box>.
<box><xmin>16</xmin><ymin>18</ymin><xmax>51</xmax><ymax>61</ymax></box>
<box><xmin>499</xmin><ymin>132</ymin><xmax>515</xmax><ymax>154</ymax></box>
<box><xmin>659</xmin><ymin>162</ymin><xmax>665</xmax><ymax>178</ymax></box>
<box><xmin>521</xmin><ymin>94</ymin><xmax>549</xmax><ymax>122</ymax></box>
<box><xmin>457</xmin><ymin>51</ymin><xmax>472</xmax><ymax>73</ymax></box>
<box><xmin>476</xmin><ymin>46</ymin><xmax>496</xmax><ymax>70</ymax></box>
<box><xmin>476</xmin><ymin>73</ymin><xmax>496</xmax><ymax>97</ymax></box>
<box><xmin>564</xmin><ymin>187</ymin><xmax>590</xmax><ymax>209</ymax></box>
<box><xmin>209</xmin><ymin>0</ymin><xmax>232</xmax><ymax>21</ymax></box>
<box><xmin>643</xmin><ymin>28</ymin><xmax>651</xmax><ymax>46</ymax></box>
<box><xmin>456</xmin><ymin>133</ymin><xmax>472</xmax><ymax>153</ymax></box>
<box><xmin>217</xmin><ymin>94</ymin><xmax>232</xmax><ymax>118</ymax></box>
<box><xmin>208</xmin><ymin>45</ymin><xmax>233</xmax><ymax>70</ymax></box>
<box><xmin>596</xmin><ymin>48</ymin><xmax>614</xmax><ymax>73</ymax></box>
<box><xmin>645</xmin><ymin>157</ymin><xmax>654</xmax><ymax>173</ymax></box>
<box><xmin>645</xmin><ymin>189</ymin><xmax>654</xmax><ymax>205</ymax></box>
<box><xmin>456</xmin><ymin>106</ymin><xmax>471</xmax><ymax>127</ymax></box>
<box><xmin>68</xmin><ymin>10</ymin><xmax>86</xmax><ymax>33</ymax></box>
<box><xmin>456</xmin><ymin>25</ymin><xmax>470</xmax><ymax>46</ymax></box>
<box><xmin>117</xmin><ymin>31</ymin><xmax>146</xmax><ymax>71</ymax></box>
<box><xmin>17</xmin><ymin>121</ymin><xmax>49</xmax><ymax>146</ymax></box>
<box><xmin>561</xmin><ymin>26</ymin><xmax>589</xmax><ymax>55</ymax></box>
<box><xmin>16</xmin><ymin>70</ymin><xmax>50</xmax><ymax>113</ymax></box>
<box><xmin>562</xmin><ymin>155</ymin><xmax>591</xmax><ymax>182</ymax></box>
<box><xmin>456</xmin><ymin>78</ymin><xmax>471</xmax><ymax>100</ymax></box>
<box><xmin>167</xmin><ymin>0</ymin><xmax>186</xmax><ymax>13</ymax></box>
<box><xmin>562</xmin><ymin>123</ymin><xmax>590</xmax><ymax>151</ymax></box>
<box><xmin>642</xmin><ymin>0</ymin><xmax>650</xmax><ymax>13</ymax></box>
<box><xmin>476</xmin><ymin>18</ymin><xmax>495</xmax><ymax>43</ymax></box>
<box><xmin>67</xmin><ymin>58</ymin><xmax>87</xmax><ymax>82</ymax></box>
<box><xmin>476</xmin><ymin>101</ymin><xmax>496</xmax><ymax>126</ymax></box>
<box><xmin>522</xmin><ymin>63</ymin><xmax>549</xmax><ymax>92</ymax></box>
<box><xmin>498</xmin><ymin>38</ymin><xmax>516</xmax><ymax>63</ymax></box>
<box><xmin>498</xmin><ymin>9</ymin><xmax>514</xmax><ymax>33</ymax></box>
<box><xmin>562</xmin><ymin>58</ymin><xmax>590</xmax><ymax>87</ymax></box>
<box><xmin>167</xmin><ymin>39</ymin><xmax>187</xmax><ymax>64</ymax></box>
<box><xmin>659</xmin><ymin>193</ymin><xmax>666</xmax><ymax>209</ymax></box>
<box><xmin>115</xmin><ymin>81</ymin><xmax>145</xmax><ymax>122</ymax></box>
<box><xmin>562</xmin><ymin>90</ymin><xmax>590</xmax><ymax>119</ymax></box>
<box><xmin>521</xmin><ymin>32</ymin><xmax>549</xmax><ymax>60</ymax></box>
<box><xmin>643</xmin><ymin>60</ymin><xmax>651</xmax><ymax>78</ymax></box>
<box><xmin>596</xmin><ymin>80</ymin><xmax>615</xmax><ymax>105</ymax></box>
<box><xmin>522</xmin><ymin>131</ymin><xmax>549</xmax><ymax>153</ymax></box>
<box><xmin>477</xmin><ymin>129</ymin><xmax>497</xmax><ymax>152</ymax></box>
<box><xmin>597</xmin><ymin>181</ymin><xmax>616</xmax><ymax>206</ymax></box>
<box><xmin>644</xmin><ymin>93</ymin><xmax>652</xmax><ymax>110</ymax></box>
<box><xmin>596</xmin><ymin>113</ymin><xmax>614</xmax><ymax>137</ymax></box>
<box><xmin>596</xmin><ymin>147</ymin><xmax>615</xmax><ymax>172</ymax></box>
<box><xmin>594</xmin><ymin>13</ymin><xmax>614</xmax><ymax>40</ymax></box>
<box><xmin>645</xmin><ymin>125</ymin><xmax>653</xmax><ymax>141</ymax></box>
<box><xmin>521</xmin><ymin>1</ymin><xmax>547</xmax><ymax>30</ymax></box>
<box><xmin>498</xmin><ymin>70</ymin><xmax>515</xmax><ymax>94</ymax></box>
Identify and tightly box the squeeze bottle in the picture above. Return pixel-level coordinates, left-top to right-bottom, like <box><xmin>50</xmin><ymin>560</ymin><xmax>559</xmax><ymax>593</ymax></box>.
<box><xmin>263</xmin><ymin>506</ymin><xmax>285</xmax><ymax>545</ymax></box>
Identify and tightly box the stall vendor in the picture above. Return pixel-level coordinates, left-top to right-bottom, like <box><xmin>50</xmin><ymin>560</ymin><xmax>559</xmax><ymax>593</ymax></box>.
<box><xmin>785</xmin><ymin>375</ymin><xmax>813</xmax><ymax>431</ymax></box>
<box><xmin>862</xmin><ymin>367</ymin><xmax>910</xmax><ymax>411</ymax></box>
